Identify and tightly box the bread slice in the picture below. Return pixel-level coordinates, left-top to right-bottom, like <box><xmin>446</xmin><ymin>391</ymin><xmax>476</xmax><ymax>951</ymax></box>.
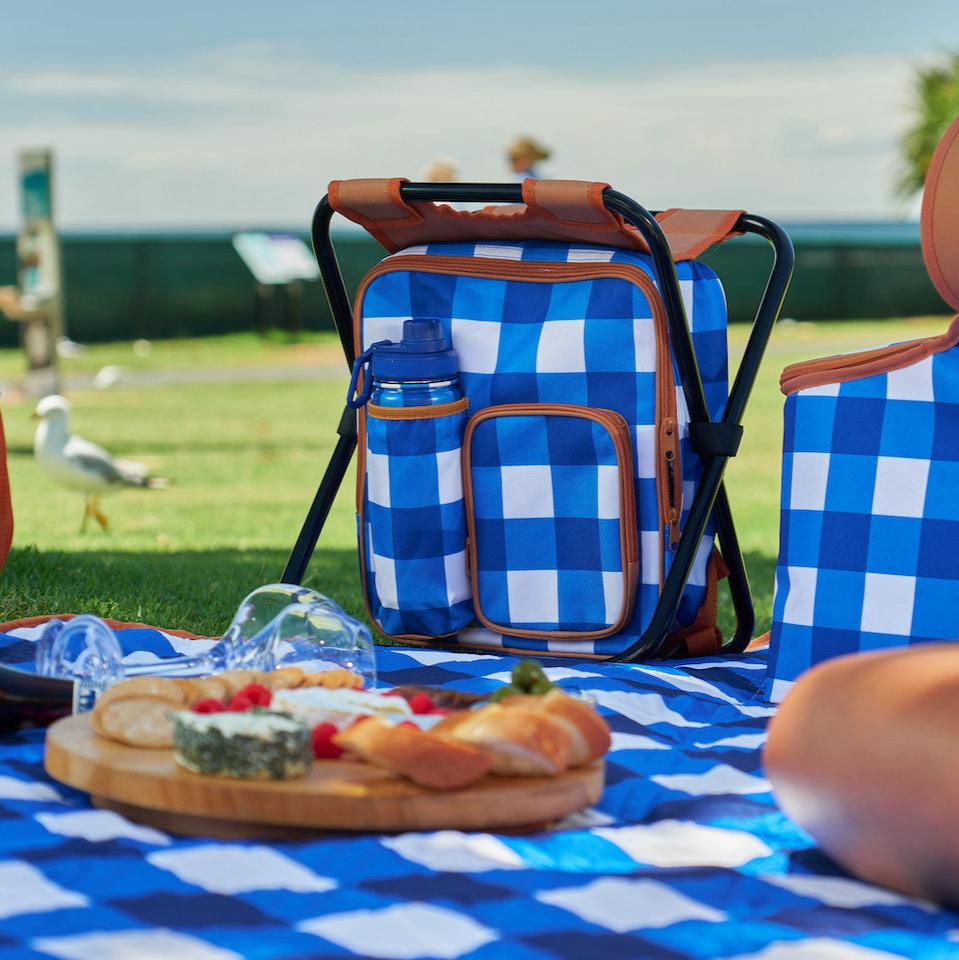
<box><xmin>96</xmin><ymin>676</ymin><xmax>187</xmax><ymax>709</ymax></box>
<box><xmin>92</xmin><ymin>697</ymin><xmax>175</xmax><ymax>748</ymax></box>
<box><xmin>334</xmin><ymin>717</ymin><xmax>492</xmax><ymax>790</ymax></box>
<box><xmin>445</xmin><ymin>703</ymin><xmax>572</xmax><ymax>776</ymax></box>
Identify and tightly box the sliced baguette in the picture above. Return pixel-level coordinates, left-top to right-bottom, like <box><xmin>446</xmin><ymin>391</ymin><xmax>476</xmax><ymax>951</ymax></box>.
<box><xmin>510</xmin><ymin>689</ymin><xmax>610</xmax><ymax>767</ymax></box>
<box><xmin>446</xmin><ymin>703</ymin><xmax>572</xmax><ymax>776</ymax></box>
<box><xmin>334</xmin><ymin>717</ymin><xmax>492</xmax><ymax>790</ymax></box>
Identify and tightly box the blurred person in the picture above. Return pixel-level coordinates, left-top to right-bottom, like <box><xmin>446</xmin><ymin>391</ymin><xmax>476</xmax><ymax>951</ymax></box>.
<box><xmin>420</xmin><ymin>156</ymin><xmax>459</xmax><ymax>182</ymax></box>
<box><xmin>506</xmin><ymin>136</ymin><xmax>550</xmax><ymax>181</ymax></box>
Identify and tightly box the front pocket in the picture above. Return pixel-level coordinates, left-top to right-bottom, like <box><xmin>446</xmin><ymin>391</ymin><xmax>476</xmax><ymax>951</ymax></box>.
<box><xmin>463</xmin><ymin>404</ymin><xmax>639</xmax><ymax>639</ymax></box>
<box><xmin>361</xmin><ymin>398</ymin><xmax>474</xmax><ymax>638</ymax></box>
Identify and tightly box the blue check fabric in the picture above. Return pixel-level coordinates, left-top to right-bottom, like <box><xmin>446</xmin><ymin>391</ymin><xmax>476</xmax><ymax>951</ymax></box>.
<box><xmin>365</xmin><ymin>402</ymin><xmax>473</xmax><ymax>637</ymax></box>
<box><xmin>469</xmin><ymin>410</ymin><xmax>629</xmax><ymax>633</ymax></box>
<box><xmin>768</xmin><ymin>341</ymin><xmax>959</xmax><ymax>701</ymax></box>
<box><xmin>3</xmin><ymin>624</ymin><xmax>956</xmax><ymax>960</ymax></box>
<box><xmin>359</xmin><ymin>240</ymin><xmax>729</xmax><ymax>656</ymax></box>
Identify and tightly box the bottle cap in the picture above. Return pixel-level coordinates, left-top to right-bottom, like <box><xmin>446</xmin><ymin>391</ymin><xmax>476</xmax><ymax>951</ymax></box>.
<box><xmin>369</xmin><ymin>319</ymin><xmax>459</xmax><ymax>382</ymax></box>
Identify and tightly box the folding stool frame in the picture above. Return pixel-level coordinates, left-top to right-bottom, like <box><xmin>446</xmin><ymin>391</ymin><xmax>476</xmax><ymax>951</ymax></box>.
<box><xmin>282</xmin><ymin>183</ymin><xmax>793</xmax><ymax>661</ymax></box>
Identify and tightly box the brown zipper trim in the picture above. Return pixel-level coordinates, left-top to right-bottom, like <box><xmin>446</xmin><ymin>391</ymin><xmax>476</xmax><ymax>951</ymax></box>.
<box><xmin>781</xmin><ymin>316</ymin><xmax>959</xmax><ymax>396</ymax></box>
<box><xmin>368</xmin><ymin>397</ymin><xmax>469</xmax><ymax>420</ymax></box>
<box><xmin>461</xmin><ymin>403</ymin><xmax>639</xmax><ymax>640</ymax></box>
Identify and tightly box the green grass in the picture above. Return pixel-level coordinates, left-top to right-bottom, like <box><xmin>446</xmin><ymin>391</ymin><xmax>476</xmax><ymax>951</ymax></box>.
<box><xmin>0</xmin><ymin>316</ymin><xmax>949</xmax><ymax>642</ymax></box>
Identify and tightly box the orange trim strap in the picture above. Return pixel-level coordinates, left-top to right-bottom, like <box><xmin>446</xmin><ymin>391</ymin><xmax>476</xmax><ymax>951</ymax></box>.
<box><xmin>367</xmin><ymin>397</ymin><xmax>468</xmax><ymax>421</ymax></box>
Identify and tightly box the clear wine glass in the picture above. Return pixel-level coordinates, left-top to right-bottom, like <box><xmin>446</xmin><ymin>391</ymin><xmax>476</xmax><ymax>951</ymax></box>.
<box><xmin>35</xmin><ymin>583</ymin><xmax>375</xmax><ymax>710</ymax></box>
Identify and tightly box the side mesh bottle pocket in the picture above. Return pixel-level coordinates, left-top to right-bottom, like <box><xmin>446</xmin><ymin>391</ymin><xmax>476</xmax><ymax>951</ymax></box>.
<box><xmin>361</xmin><ymin>398</ymin><xmax>473</xmax><ymax>637</ymax></box>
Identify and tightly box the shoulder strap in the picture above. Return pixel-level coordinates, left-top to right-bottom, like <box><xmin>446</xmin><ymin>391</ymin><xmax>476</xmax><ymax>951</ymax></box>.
<box><xmin>329</xmin><ymin>177</ymin><xmax>743</xmax><ymax>261</ymax></box>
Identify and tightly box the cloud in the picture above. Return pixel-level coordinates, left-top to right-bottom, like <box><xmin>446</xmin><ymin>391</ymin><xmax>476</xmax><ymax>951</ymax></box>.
<box><xmin>0</xmin><ymin>44</ymin><xmax>918</xmax><ymax>229</ymax></box>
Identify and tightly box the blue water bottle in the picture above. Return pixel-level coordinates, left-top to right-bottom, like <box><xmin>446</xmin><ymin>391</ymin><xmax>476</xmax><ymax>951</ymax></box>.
<box><xmin>347</xmin><ymin>319</ymin><xmax>462</xmax><ymax>410</ymax></box>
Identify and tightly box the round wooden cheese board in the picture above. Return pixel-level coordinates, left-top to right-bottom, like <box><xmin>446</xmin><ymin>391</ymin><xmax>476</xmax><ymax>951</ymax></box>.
<box><xmin>44</xmin><ymin>713</ymin><xmax>605</xmax><ymax>837</ymax></box>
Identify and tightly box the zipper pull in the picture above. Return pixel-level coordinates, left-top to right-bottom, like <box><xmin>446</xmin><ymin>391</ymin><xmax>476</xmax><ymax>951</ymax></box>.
<box><xmin>668</xmin><ymin>512</ymin><xmax>681</xmax><ymax>550</ymax></box>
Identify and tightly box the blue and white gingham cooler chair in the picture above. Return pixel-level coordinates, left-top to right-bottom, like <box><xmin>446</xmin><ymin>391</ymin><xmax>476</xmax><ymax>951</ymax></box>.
<box><xmin>285</xmin><ymin>178</ymin><xmax>792</xmax><ymax>661</ymax></box>
<box><xmin>767</xmin><ymin>114</ymin><xmax>959</xmax><ymax>700</ymax></box>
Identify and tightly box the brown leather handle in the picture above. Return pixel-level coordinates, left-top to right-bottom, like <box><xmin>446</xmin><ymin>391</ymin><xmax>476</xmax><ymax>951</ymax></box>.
<box><xmin>765</xmin><ymin>644</ymin><xmax>959</xmax><ymax>906</ymax></box>
<box><xmin>328</xmin><ymin>177</ymin><xmax>743</xmax><ymax>261</ymax></box>
<box><xmin>921</xmin><ymin>114</ymin><xmax>959</xmax><ymax>312</ymax></box>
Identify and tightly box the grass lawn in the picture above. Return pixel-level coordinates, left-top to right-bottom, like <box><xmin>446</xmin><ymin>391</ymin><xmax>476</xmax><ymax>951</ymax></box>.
<box><xmin>0</xmin><ymin>316</ymin><xmax>949</xmax><ymax>644</ymax></box>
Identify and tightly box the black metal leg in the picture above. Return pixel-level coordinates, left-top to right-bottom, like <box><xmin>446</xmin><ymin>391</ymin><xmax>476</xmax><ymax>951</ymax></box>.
<box><xmin>712</xmin><ymin>484</ymin><xmax>754</xmax><ymax>653</ymax></box>
<box><xmin>281</xmin><ymin>407</ymin><xmax>357</xmax><ymax>585</ymax></box>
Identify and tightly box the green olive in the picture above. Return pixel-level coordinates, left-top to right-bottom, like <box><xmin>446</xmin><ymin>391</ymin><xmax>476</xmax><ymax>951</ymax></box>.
<box><xmin>511</xmin><ymin>659</ymin><xmax>546</xmax><ymax>690</ymax></box>
<box><xmin>489</xmin><ymin>684</ymin><xmax>524</xmax><ymax>702</ymax></box>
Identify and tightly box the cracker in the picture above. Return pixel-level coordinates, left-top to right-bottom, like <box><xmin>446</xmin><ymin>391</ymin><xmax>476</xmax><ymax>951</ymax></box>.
<box><xmin>185</xmin><ymin>676</ymin><xmax>229</xmax><ymax>704</ymax></box>
<box><xmin>300</xmin><ymin>669</ymin><xmax>364</xmax><ymax>690</ymax></box>
<box><xmin>216</xmin><ymin>670</ymin><xmax>265</xmax><ymax>695</ymax></box>
<box><xmin>262</xmin><ymin>667</ymin><xmax>305</xmax><ymax>691</ymax></box>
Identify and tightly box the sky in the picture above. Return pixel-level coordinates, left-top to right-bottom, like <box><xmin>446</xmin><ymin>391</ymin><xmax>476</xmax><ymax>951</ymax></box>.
<box><xmin>2</xmin><ymin>0</ymin><xmax>958</xmax><ymax>230</ymax></box>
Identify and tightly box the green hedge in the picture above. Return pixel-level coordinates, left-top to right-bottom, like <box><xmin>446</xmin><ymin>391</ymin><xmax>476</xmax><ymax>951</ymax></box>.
<box><xmin>0</xmin><ymin>231</ymin><xmax>949</xmax><ymax>347</ymax></box>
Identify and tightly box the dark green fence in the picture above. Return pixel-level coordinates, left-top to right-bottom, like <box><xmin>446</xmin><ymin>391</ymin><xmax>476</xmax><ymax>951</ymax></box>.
<box><xmin>0</xmin><ymin>230</ymin><xmax>949</xmax><ymax>347</ymax></box>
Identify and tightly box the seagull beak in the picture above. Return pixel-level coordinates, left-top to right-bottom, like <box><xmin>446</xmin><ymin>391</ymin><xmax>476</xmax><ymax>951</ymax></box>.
<box><xmin>30</xmin><ymin>411</ymin><xmax>39</xmax><ymax>420</ymax></box>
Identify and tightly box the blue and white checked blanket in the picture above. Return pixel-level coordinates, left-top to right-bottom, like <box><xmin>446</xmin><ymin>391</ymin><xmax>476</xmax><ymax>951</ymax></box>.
<box><xmin>1</xmin><ymin>624</ymin><xmax>957</xmax><ymax>960</ymax></box>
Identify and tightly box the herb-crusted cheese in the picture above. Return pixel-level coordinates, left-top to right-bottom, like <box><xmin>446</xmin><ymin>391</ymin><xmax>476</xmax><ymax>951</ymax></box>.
<box><xmin>171</xmin><ymin>710</ymin><xmax>311</xmax><ymax>780</ymax></box>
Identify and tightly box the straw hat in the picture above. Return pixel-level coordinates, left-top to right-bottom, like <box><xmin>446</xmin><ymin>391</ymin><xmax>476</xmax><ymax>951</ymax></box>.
<box><xmin>506</xmin><ymin>136</ymin><xmax>551</xmax><ymax>163</ymax></box>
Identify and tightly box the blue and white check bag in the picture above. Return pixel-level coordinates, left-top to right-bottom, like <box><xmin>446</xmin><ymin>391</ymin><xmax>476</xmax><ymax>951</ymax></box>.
<box><xmin>354</xmin><ymin>239</ymin><xmax>730</xmax><ymax>658</ymax></box>
<box><xmin>767</xmin><ymin>321</ymin><xmax>959</xmax><ymax>701</ymax></box>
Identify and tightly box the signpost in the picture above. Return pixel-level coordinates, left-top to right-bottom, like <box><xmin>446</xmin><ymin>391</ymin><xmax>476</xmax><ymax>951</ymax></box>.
<box><xmin>232</xmin><ymin>232</ymin><xmax>319</xmax><ymax>335</ymax></box>
<box><xmin>0</xmin><ymin>149</ymin><xmax>63</xmax><ymax>395</ymax></box>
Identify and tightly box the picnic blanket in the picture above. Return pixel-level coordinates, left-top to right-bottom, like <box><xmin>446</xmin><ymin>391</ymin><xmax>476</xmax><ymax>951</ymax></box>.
<box><xmin>1</xmin><ymin>624</ymin><xmax>957</xmax><ymax>960</ymax></box>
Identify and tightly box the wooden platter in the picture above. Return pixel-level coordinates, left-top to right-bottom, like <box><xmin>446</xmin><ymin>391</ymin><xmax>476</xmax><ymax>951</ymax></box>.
<box><xmin>44</xmin><ymin>713</ymin><xmax>604</xmax><ymax>836</ymax></box>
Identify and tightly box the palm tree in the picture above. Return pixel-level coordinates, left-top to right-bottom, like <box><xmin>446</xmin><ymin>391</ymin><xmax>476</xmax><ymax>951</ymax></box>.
<box><xmin>897</xmin><ymin>52</ymin><xmax>959</xmax><ymax>199</ymax></box>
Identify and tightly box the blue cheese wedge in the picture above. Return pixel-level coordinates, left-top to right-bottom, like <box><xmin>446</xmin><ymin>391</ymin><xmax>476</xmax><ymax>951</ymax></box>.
<box><xmin>272</xmin><ymin>687</ymin><xmax>413</xmax><ymax>729</ymax></box>
<box><xmin>171</xmin><ymin>710</ymin><xmax>311</xmax><ymax>780</ymax></box>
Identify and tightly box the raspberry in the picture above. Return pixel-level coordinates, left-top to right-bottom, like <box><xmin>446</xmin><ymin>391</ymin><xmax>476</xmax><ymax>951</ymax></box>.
<box><xmin>396</xmin><ymin>720</ymin><xmax>419</xmax><ymax>730</ymax></box>
<box><xmin>234</xmin><ymin>683</ymin><xmax>272</xmax><ymax>708</ymax></box>
<box><xmin>428</xmin><ymin>707</ymin><xmax>451</xmax><ymax>716</ymax></box>
<box><xmin>192</xmin><ymin>698</ymin><xmax>227</xmax><ymax>714</ymax></box>
<box><xmin>408</xmin><ymin>692</ymin><xmax>434</xmax><ymax>715</ymax></box>
<box><xmin>311</xmin><ymin>722</ymin><xmax>343</xmax><ymax>759</ymax></box>
<box><xmin>228</xmin><ymin>693</ymin><xmax>255</xmax><ymax>712</ymax></box>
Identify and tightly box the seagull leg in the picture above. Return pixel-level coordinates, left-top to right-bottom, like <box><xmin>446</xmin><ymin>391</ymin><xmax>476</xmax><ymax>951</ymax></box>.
<box><xmin>80</xmin><ymin>496</ymin><xmax>91</xmax><ymax>534</ymax></box>
<box><xmin>91</xmin><ymin>496</ymin><xmax>110</xmax><ymax>532</ymax></box>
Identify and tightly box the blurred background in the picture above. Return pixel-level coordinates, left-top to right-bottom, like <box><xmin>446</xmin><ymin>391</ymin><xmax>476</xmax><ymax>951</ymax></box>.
<box><xmin>0</xmin><ymin>0</ymin><xmax>957</xmax><ymax>636</ymax></box>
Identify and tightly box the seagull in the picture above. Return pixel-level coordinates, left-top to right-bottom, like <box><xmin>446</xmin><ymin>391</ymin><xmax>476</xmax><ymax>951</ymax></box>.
<box><xmin>33</xmin><ymin>394</ymin><xmax>167</xmax><ymax>532</ymax></box>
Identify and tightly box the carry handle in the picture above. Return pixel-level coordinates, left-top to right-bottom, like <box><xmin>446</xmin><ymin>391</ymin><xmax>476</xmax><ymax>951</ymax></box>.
<box><xmin>346</xmin><ymin>340</ymin><xmax>389</xmax><ymax>409</ymax></box>
<box><xmin>329</xmin><ymin>177</ymin><xmax>743</xmax><ymax>262</ymax></box>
